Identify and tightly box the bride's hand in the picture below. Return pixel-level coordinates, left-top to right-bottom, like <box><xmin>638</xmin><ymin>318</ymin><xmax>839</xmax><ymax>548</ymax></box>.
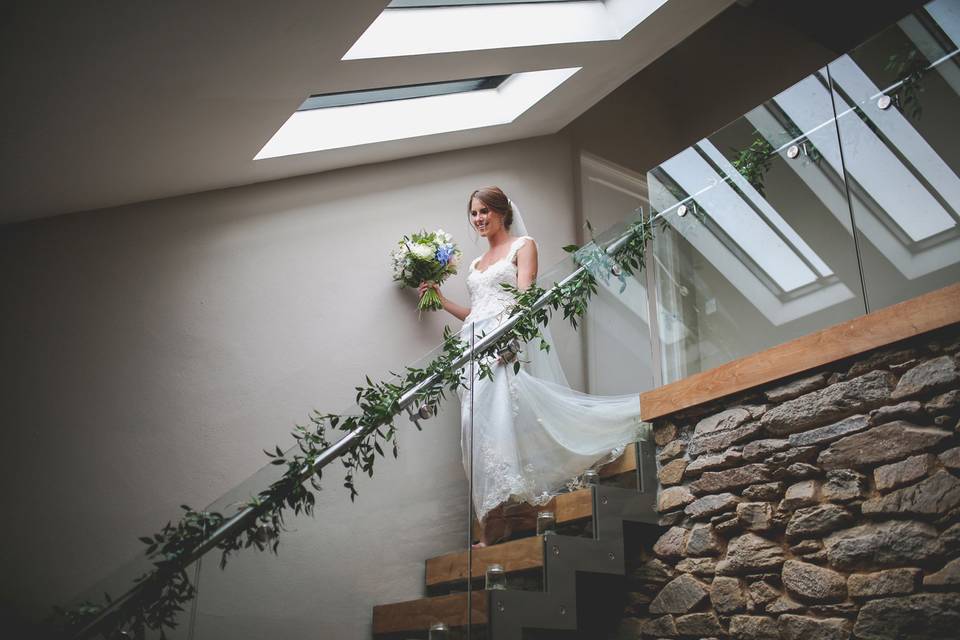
<box><xmin>418</xmin><ymin>281</ymin><xmax>441</xmax><ymax>299</ymax></box>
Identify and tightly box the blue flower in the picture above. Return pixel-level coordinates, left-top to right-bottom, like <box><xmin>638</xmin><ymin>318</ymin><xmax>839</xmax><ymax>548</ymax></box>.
<box><xmin>436</xmin><ymin>244</ymin><xmax>453</xmax><ymax>267</ymax></box>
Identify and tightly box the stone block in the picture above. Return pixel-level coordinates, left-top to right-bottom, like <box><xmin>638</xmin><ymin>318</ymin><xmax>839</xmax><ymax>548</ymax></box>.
<box><xmin>654</xmin><ymin>526</ymin><xmax>689</xmax><ymax>559</ymax></box>
<box><xmin>781</xmin><ymin>480</ymin><xmax>821</xmax><ymax>511</ymax></box>
<box><xmin>653</xmin><ymin>421</ymin><xmax>678</xmax><ymax>446</ymax></box>
<box><xmin>874</xmin><ymin>453</ymin><xmax>936</xmax><ymax>492</ymax></box>
<box><xmin>764</xmin><ymin>373</ymin><xmax>829</xmax><ymax>403</ymax></box>
<box><xmin>848</xmin><ymin>347</ymin><xmax>919</xmax><ymax>377</ymax></box>
<box><xmin>785</xmin><ymin>504</ymin><xmax>852</xmax><ymax>539</ymax></box>
<box><xmin>926</xmin><ymin>389</ymin><xmax>960</xmax><ymax>413</ymax></box>
<box><xmin>694</xmin><ymin>406</ymin><xmax>753</xmax><ymax>437</ymax></box>
<box><xmin>675</xmin><ymin>612</ymin><xmax>723</xmax><ymax>637</ymax></box>
<box><xmin>766</xmin><ymin>446</ymin><xmax>819</xmax><ymax>467</ymax></box>
<box><xmin>924</xmin><ymin>557</ymin><xmax>960</xmax><ymax>587</ymax></box>
<box><xmin>657</xmin><ymin>439</ymin><xmax>686</xmax><ymax>463</ymax></box>
<box><xmin>657</xmin><ymin>511</ymin><xmax>685</xmax><ymax>527</ymax></box>
<box><xmin>863</xmin><ymin>469</ymin><xmax>960</xmax><ymax>517</ymax></box>
<box><xmin>729</xmin><ymin>615</ymin><xmax>779</xmax><ymax>640</ymax></box>
<box><xmin>742</xmin><ymin>439</ymin><xmax>790</xmax><ymax>462</ymax></box>
<box><xmin>641</xmin><ymin>614</ymin><xmax>677</xmax><ymax>637</ymax></box>
<box><xmin>675</xmin><ymin>557</ymin><xmax>717</xmax><ymax>576</ymax></box>
<box><xmin>891</xmin><ymin>355</ymin><xmax>960</xmax><ymax>400</ymax></box>
<box><xmin>822</xmin><ymin>469</ymin><xmax>867</xmax><ymax>503</ymax></box>
<box><xmin>778</xmin><ymin>614</ymin><xmax>851</xmax><ymax>640</ymax></box>
<box><xmin>710</xmin><ymin>576</ymin><xmax>746</xmax><ymax>614</ymax></box>
<box><xmin>648</xmin><ymin>574</ymin><xmax>709</xmax><ymax>614</ymax></box>
<box><xmin>685</xmin><ymin>448</ymin><xmax>743</xmax><ymax>477</ymax></box>
<box><xmin>689</xmin><ymin>464</ymin><xmax>772</xmax><ymax>495</ymax></box>
<box><xmin>716</xmin><ymin>533</ymin><xmax>785</xmax><ymax>575</ymax></box>
<box><xmin>747</xmin><ymin>579</ymin><xmax>780</xmax><ymax>609</ymax></box>
<box><xmin>742</xmin><ymin>482</ymin><xmax>784</xmax><ymax>501</ymax></box>
<box><xmin>848</xmin><ymin>568</ymin><xmax>920</xmax><ymax>597</ymax></box>
<box><xmin>818</xmin><ymin>421</ymin><xmax>951</xmax><ymax>470</ymax></box>
<box><xmin>782</xmin><ymin>560</ymin><xmax>847</xmax><ymax>603</ymax></box>
<box><xmin>685</xmin><ymin>492</ymin><xmax>739</xmax><ymax>519</ymax></box>
<box><xmin>658</xmin><ymin>458</ymin><xmax>687</xmax><ymax>486</ymax></box>
<box><xmin>686</xmin><ymin>523</ymin><xmax>722</xmax><ymax>557</ymax></box>
<box><xmin>853</xmin><ymin>593</ymin><xmax>960</xmax><ymax>640</ymax></box>
<box><xmin>785</xmin><ymin>463</ymin><xmax>821</xmax><ymax>479</ymax></box>
<box><xmin>658</xmin><ymin>485</ymin><xmax>695</xmax><ymax>513</ymax></box>
<box><xmin>788</xmin><ymin>414</ymin><xmax>870</xmax><ymax>447</ymax></box>
<box><xmin>825</xmin><ymin>520</ymin><xmax>944</xmax><ymax>570</ymax></box>
<box><xmin>790</xmin><ymin>539</ymin><xmax>822</xmax><ymax>555</ymax></box>
<box><xmin>630</xmin><ymin>558</ymin><xmax>676</xmax><ymax>591</ymax></box>
<box><xmin>871</xmin><ymin>401</ymin><xmax>925</xmax><ymax>425</ymax></box>
<box><xmin>767</xmin><ymin>595</ymin><xmax>805</xmax><ymax>615</ymax></box>
<box><xmin>688</xmin><ymin>421</ymin><xmax>762</xmax><ymax>457</ymax></box>
<box><xmin>761</xmin><ymin>370</ymin><xmax>896</xmax><ymax>436</ymax></box>
<box><xmin>737</xmin><ymin>502</ymin><xmax>774</xmax><ymax>531</ymax></box>
<box><xmin>940</xmin><ymin>446</ymin><xmax>960</xmax><ymax>471</ymax></box>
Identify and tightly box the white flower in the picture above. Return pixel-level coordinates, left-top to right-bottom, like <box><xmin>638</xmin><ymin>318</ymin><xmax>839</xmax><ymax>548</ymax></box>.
<box><xmin>411</xmin><ymin>243</ymin><xmax>434</xmax><ymax>260</ymax></box>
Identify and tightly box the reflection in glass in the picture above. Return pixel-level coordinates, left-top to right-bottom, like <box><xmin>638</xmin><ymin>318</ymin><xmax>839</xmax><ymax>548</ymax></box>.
<box><xmin>648</xmin><ymin>67</ymin><xmax>867</xmax><ymax>382</ymax></box>
<box><xmin>829</xmin><ymin>0</ymin><xmax>960</xmax><ymax>310</ymax></box>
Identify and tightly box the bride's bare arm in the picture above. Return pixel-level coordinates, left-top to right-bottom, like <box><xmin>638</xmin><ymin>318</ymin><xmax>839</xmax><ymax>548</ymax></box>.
<box><xmin>516</xmin><ymin>240</ymin><xmax>539</xmax><ymax>291</ymax></box>
<box><xmin>419</xmin><ymin>281</ymin><xmax>471</xmax><ymax>321</ymax></box>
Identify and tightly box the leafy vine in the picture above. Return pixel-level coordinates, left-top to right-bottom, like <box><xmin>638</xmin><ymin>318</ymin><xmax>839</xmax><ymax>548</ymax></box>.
<box><xmin>885</xmin><ymin>46</ymin><xmax>929</xmax><ymax>120</ymax></box>
<box><xmin>54</xmin><ymin>217</ymin><xmax>655</xmax><ymax>640</ymax></box>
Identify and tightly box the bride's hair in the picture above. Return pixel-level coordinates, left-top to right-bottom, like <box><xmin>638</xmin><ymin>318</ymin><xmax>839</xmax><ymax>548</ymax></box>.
<box><xmin>468</xmin><ymin>186</ymin><xmax>513</xmax><ymax>230</ymax></box>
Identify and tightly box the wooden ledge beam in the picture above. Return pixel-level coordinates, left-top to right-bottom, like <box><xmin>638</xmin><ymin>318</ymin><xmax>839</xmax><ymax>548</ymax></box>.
<box><xmin>640</xmin><ymin>283</ymin><xmax>960</xmax><ymax>422</ymax></box>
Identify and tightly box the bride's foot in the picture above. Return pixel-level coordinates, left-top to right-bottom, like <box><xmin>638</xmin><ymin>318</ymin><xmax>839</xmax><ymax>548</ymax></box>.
<box><xmin>472</xmin><ymin>541</ymin><xmax>487</xmax><ymax>549</ymax></box>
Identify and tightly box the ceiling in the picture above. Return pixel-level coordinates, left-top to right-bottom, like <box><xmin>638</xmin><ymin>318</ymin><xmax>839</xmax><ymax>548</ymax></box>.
<box><xmin>0</xmin><ymin>0</ymin><xmax>732</xmax><ymax>224</ymax></box>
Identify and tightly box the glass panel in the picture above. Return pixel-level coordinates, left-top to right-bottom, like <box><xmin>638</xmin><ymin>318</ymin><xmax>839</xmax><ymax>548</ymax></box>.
<box><xmin>189</xmin><ymin>336</ymin><xmax>472</xmax><ymax>639</ymax></box>
<box><xmin>55</xmin><ymin>554</ymin><xmax>200</xmax><ymax>640</ymax></box>
<box><xmin>829</xmin><ymin>0</ymin><xmax>960</xmax><ymax>311</ymax></box>
<box><xmin>647</xmin><ymin>67</ymin><xmax>867</xmax><ymax>383</ymax></box>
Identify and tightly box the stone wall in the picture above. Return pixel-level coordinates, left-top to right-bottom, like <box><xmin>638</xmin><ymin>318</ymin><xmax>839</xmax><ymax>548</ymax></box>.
<box><xmin>625</xmin><ymin>326</ymin><xmax>960</xmax><ymax>639</ymax></box>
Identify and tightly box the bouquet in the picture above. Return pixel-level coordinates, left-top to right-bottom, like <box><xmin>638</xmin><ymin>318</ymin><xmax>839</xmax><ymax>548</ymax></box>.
<box><xmin>391</xmin><ymin>229</ymin><xmax>462</xmax><ymax>312</ymax></box>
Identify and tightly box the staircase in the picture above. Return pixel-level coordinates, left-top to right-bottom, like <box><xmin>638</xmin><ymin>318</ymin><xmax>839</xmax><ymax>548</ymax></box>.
<box><xmin>371</xmin><ymin>438</ymin><xmax>659</xmax><ymax>639</ymax></box>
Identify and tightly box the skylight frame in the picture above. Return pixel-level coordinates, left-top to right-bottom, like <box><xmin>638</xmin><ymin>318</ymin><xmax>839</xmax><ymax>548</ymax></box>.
<box><xmin>297</xmin><ymin>75</ymin><xmax>509</xmax><ymax>111</ymax></box>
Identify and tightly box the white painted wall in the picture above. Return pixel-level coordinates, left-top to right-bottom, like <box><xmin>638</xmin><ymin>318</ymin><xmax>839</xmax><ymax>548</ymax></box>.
<box><xmin>0</xmin><ymin>135</ymin><xmax>584</xmax><ymax>638</ymax></box>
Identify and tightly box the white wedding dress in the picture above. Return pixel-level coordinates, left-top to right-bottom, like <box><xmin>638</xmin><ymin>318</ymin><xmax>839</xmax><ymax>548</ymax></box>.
<box><xmin>458</xmin><ymin>235</ymin><xmax>646</xmax><ymax>522</ymax></box>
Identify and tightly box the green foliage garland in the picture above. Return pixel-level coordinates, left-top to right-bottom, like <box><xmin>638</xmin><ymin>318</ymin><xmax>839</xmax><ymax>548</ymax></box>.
<box><xmin>55</xmin><ymin>217</ymin><xmax>655</xmax><ymax>640</ymax></box>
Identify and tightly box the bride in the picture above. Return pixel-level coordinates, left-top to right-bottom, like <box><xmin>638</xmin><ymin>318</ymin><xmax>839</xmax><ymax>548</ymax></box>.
<box><xmin>419</xmin><ymin>186</ymin><xmax>644</xmax><ymax>546</ymax></box>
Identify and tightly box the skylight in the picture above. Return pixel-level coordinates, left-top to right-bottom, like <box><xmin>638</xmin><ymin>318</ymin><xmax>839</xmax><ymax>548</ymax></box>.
<box><xmin>254</xmin><ymin>67</ymin><xmax>580</xmax><ymax>159</ymax></box>
<box><xmin>344</xmin><ymin>0</ymin><xmax>669</xmax><ymax>59</ymax></box>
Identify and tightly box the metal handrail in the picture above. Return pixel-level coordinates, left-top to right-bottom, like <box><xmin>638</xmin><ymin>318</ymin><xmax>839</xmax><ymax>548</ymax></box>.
<box><xmin>73</xmin><ymin>218</ymin><xmax>643</xmax><ymax>639</ymax></box>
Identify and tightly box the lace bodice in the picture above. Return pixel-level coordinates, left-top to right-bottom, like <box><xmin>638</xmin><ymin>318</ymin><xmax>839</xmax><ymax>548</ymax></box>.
<box><xmin>464</xmin><ymin>236</ymin><xmax>534</xmax><ymax>324</ymax></box>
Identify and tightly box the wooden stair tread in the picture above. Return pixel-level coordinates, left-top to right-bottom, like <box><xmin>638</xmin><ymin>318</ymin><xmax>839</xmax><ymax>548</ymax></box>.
<box><xmin>426</xmin><ymin>535</ymin><xmax>544</xmax><ymax>588</ymax></box>
<box><xmin>598</xmin><ymin>445</ymin><xmax>637</xmax><ymax>478</ymax></box>
<box><xmin>372</xmin><ymin>591</ymin><xmax>487</xmax><ymax>635</ymax></box>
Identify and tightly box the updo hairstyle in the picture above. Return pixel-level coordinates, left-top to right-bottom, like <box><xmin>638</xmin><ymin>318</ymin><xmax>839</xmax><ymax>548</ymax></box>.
<box><xmin>467</xmin><ymin>186</ymin><xmax>513</xmax><ymax>230</ymax></box>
